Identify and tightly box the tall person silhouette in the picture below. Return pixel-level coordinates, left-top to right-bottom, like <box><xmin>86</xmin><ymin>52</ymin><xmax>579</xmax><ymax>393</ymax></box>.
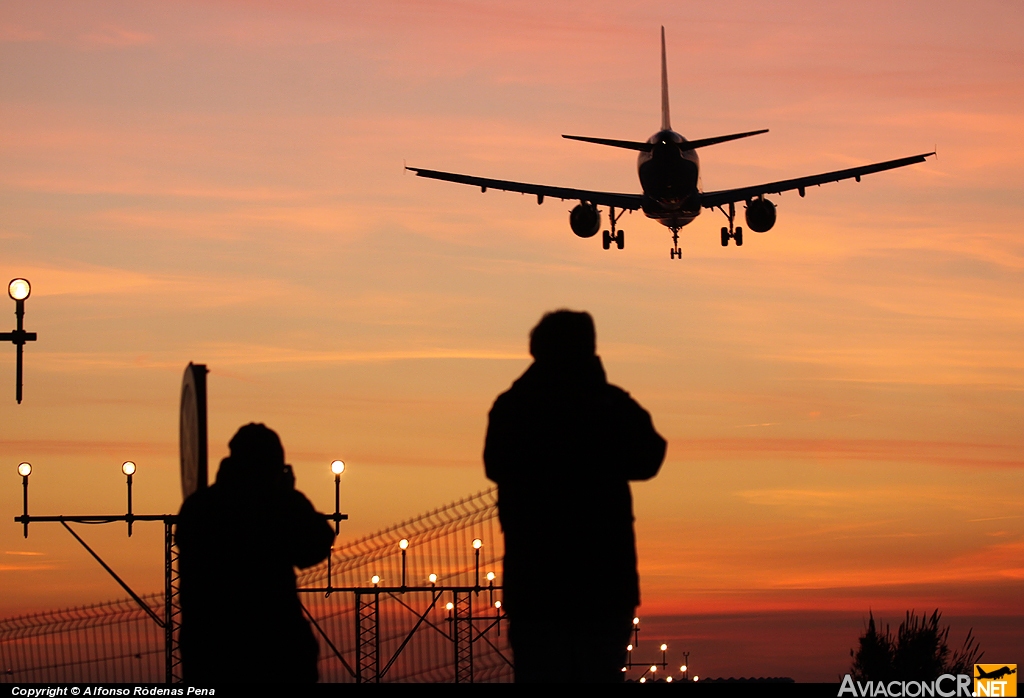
<box><xmin>176</xmin><ymin>424</ymin><xmax>335</xmax><ymax>682</ymax></box>
<box><xmin>484</xmin><ymin>310</ymin><xmax>666</xmax><ymax>682</ymax></box>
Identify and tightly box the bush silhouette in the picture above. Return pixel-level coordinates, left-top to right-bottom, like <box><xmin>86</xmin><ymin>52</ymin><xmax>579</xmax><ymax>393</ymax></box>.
<box><xmin>850</xmin><ymin>610</ymin><xmax>983</xmax><ymax>681</ymax></box>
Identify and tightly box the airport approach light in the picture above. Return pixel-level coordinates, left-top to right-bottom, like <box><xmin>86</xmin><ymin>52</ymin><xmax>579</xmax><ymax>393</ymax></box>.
<box><xmin>123</xmin><ymin>462</ymin><xmax>136</xmax><ymax>537</ymax></box>
<box><xmin>2</xmin><ymin>278</ymin><xmax>38</xmax><ymax>403</ymax></box>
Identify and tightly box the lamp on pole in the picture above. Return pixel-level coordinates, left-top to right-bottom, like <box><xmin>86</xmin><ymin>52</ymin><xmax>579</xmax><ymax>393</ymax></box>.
<box><xmin>1</xmin><ymin>279</ymin><xmax>38</xmax><ymax>404</ymax></box>
<box><xmin>17</xmin><ymin>462</ymin><xmax>31</xmax><ymax>538</ymax></box>
<box><xmin>399</xmin><ymin>538</ymin><xmax>409</xmax><ymax>588</ymax></box>
<box><xmin>330</xmin><ymin>460</ymin><xmax>345</xmax><ymax>534</ymax></box>
<box><xmin>122</xmin><ymin>461</ymin><xmax>136</xmax><ymax>537</ymax></box>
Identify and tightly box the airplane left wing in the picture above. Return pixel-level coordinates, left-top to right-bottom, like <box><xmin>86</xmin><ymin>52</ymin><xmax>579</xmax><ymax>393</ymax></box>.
<box><xmin>406</xmin><ymin>167</ymin><xmax>644</xmax><ymax>210</ymax></box>
<box><xmin>700</xmin><ymin>152</ymin><xmax>935</xmax><ymax>209</ymax></box>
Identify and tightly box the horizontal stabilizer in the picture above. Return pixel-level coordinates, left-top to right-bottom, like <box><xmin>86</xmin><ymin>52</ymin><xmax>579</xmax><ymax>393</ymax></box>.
<box><xmin>685</xmin><ymin>129</ymin><xmax>768</xmax><ymax>150</ymax></box>
<box><xmin>561</xmin><ymin>135</ymin><xmax>653</xmax><ymax>151</ymax></box>
<box><xmin>562</xmin><ymin>129</ymin><xmax>768</xmax><ymax>152</ymax></box>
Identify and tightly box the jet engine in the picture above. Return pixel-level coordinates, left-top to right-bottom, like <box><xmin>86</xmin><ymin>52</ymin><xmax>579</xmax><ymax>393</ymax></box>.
<box><xmin>569</xmin><ymin>203</ymin><xmax>601</xmax><ymax>238</ymax></box>
<box><xmin>744</xmin><ymin>198</ymin><xmax>777</xmax><ymax>233</ymax></box>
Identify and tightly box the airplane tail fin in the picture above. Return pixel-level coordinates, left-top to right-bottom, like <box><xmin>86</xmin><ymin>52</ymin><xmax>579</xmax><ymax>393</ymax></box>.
<box><xmin>661</xmin><ymin>26</ymin><xmax>671</xmax><ymax>131</ymax></box>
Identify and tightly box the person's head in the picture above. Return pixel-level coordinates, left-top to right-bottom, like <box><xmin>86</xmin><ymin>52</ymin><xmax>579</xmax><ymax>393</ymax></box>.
<box><xmin>227</xmin><ymin>423</ymin><xmax>285</xmax><ymax>480</ymax></box>
<box><xmin>529</xmin><ymin>310</ymin><xmax>596</xmax><ymax>363</ymax></box>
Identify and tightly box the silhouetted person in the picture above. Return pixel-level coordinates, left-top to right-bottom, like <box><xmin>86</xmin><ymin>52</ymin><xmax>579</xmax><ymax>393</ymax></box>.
<box><xmin>484</xmin><ymin>310</ymin><xmax>666</xmax><ymax>683</ymax></box>
<box><xmin>176</xmin><ymin>424</ymin><xmax>334</xmax><ymax>683</ymax></box>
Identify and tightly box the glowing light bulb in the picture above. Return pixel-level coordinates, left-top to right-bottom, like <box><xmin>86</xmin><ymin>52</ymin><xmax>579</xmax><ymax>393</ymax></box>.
<box><xmin>639</xmin><ymin>677</ymin><xmax>646</xmax><ymax>684</ymax></box>
<box><xmin>370</xmin><ymin>575</ymin><xmax>380</xmax><ymax>585</ymax></box>
<box><xmin>666</xmin><ymin>677</ymin><xmax>673</xmax><ymax>683</ymax></box>
<box><xmin>121</xmin><ymin>461</ymin><xmax>136</xmax><ymax>476</ymax></box>
<box><xmin>651</xmin><ymin>666</ymin><xmax>657</xmax><ymax>673</ymax></box>
<box><xmin>680</xmin><ymin>665</ymin><xmax>687</xmax><ymax>673</ymax></box>
<box><xmin>8</xmin><ymin>279</ymin><xmax>30</xmax><ymax>301</ymax></box>
<box><xmin>18</xmin><ymin>462</ymin><xmax>32</xmax><ymax>477</ymax></box>
<box><xmin>472</xmin><ymin>538</ymin><xmax>482</xmax><ymax>549</ymax></box>
<box><xmin>633</xmin><ymin>617</ymin><xmax>640</xmax><ymax>625</ymax></box>
<box><xmin>660</xmin><ymin>644</ymin><xmax>668</xmax><ymax>652</ymax></box>
<box><xmin>330</xmin><ymin>460</ymin><xmax>345</xmax><ymax>474</ymax></box>
<box><xmin>494</xmin><ymin>601</ymin><xmax>501</xmax><ymax>609</ymax></box>
<box><xmin>445</xmin><ymin>602</ymin><xmax>454</xmax><ymax>611</ymax></box>
<box><xmin>486</xmin><ymin>571</ymin><xmax>495</xmax><ymax>581</ymax></box>
<box><xmin>428</xmin><ymin>573</ymin><xmax>437</xmax><ymax>583</ymax></box>
<box><xmin>693</xmin><ymin>676</ymin><xmax>699</xmax><ymax>682</ymax></box>
<box><xmin>626</xmin><ymin>644</ymin><xmax>633</xmax><ymax>652</ymax></box>
<box><xmin>399</xmin><ymin>539</ymin><xmax>409</xmax><ymax>550</ymax></box>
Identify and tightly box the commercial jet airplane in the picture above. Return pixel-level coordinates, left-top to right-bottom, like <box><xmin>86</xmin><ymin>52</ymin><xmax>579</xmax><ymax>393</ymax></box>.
<box><xmin>408</xmin><ymin>28</ymin><xmax>934</xmax><ymax>259</ymax></box>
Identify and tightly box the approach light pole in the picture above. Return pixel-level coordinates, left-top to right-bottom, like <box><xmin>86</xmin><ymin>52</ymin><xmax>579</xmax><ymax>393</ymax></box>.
<box><xmin>1</xmin><ymin>278</ymin><xmax>38</xmax><ymax>404</ymax></box>
<box><xmin>330</xmin><ymin>460</ymin><xmax>347</xmax><ymax>534</ymax></box>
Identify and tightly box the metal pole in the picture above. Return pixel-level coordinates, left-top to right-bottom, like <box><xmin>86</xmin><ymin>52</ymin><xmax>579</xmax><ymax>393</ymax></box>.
<box><xmin>126</xmin><ymin>474</ymin><xmax>134</xmax><ymax>537</ymax></box>
<box><xmin>334</xmin><ymin>474</ymin><xmax>341</xmax><ymax>535</ymax></box>
<box><xmin>164</xmin><ymin>521</ymin><xmax>173</xmax><ymax>684</ymax></box>
<box><xmin>21</xmin><ymin>475</ymin><xmax>28</xmax><ymax>538</ymax></box>
<box><xmin>14</xmin><ymin>299</ymin><xmax>24</xmax><ymax>404</ymax></box>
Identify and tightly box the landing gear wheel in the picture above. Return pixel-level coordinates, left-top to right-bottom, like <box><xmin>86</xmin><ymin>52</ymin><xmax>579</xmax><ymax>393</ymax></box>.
<box><xmin>670</xmin><ymin>247</ymin><xmax>682</xmax><ymax>259</ymax></box>
<box><xmin>616</xmin><ymin>230</ymin><xmax>625</xmax><ymax>250</ymax></box>
<box><xmin>735</xmin><ymin>227</ymin><xmax>743</xmax><ymax>246</ymax></box>
<box><xmin>602</xmin><ymin>230</ymin><xmax>611</xmax><ymax>250</ymax></box>
<box><xmin>721</xmin><ymin>227</ymin><xmax>729</xmax><ymax>246</ymax></box>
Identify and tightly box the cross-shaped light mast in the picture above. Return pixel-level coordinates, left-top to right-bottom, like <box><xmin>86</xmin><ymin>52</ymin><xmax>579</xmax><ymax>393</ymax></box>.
<box><xmin>1</xmin><ymin>279</ymin><xmax>38</xmax><ymax>404</ymax></box>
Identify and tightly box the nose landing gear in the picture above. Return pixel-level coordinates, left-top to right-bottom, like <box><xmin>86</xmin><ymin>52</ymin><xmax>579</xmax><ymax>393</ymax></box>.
<box><xmin>602</xmin><ymin>206</ymin><xmax>625</xmax><ymax>250</ymax></box>
<box><xmin>716</xmin><ymin>201</ymin><xmax>743</xmax><ymax>246</ymax></box>
<box><xmin>670</xmin><ymin>227</ymin><xmax>682</xmax><ymax>259</ymax></box>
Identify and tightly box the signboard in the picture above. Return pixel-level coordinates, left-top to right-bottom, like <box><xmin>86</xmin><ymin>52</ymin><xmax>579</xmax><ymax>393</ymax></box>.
<box><xmin>179</xmin><ymin>363</ymin><xmax>208</xmax><ymax>501</ymax></box>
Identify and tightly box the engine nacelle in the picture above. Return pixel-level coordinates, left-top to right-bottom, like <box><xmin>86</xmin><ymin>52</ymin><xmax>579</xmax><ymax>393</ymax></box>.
<box><xmin>744</xmin><ymin>198</ymin><xmax>777</xmax><ymax>233</ymax></box>
<box><xmin>569</xmin><ymin>203</ymin><xmax>601</xmax><ymax>238</ymax></box>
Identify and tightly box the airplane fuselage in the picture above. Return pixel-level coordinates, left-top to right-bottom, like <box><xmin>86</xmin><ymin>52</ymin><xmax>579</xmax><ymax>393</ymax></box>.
<box><xmin>638</xmin><ymin>130</ymin><xmax>703</xmax><ymax>230</ymax></box>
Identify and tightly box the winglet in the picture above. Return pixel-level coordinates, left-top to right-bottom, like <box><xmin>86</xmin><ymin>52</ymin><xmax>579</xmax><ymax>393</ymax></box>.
<box><xmin>661</xmin><ymin>26</ymin><xmax>671</xmax><ymax>131</ymax></box>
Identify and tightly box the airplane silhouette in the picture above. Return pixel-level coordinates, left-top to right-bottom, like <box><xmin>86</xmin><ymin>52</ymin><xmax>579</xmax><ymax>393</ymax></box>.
<box><xmin>408</xmin><ymin>27</ymin><xmax>934</xmax><ymax>259</ymax></box>
<box><xmin>976</xmin><ymin>666</ymin><xmax>1017</xmax><ymax>681</ymax></box>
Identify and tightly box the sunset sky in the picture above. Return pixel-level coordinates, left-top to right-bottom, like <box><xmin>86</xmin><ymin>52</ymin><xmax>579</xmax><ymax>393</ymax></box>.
<box><xmin>1</xmin><ymin>0</ymin><xmax>1022</xmax><ymax>681</ymax></box>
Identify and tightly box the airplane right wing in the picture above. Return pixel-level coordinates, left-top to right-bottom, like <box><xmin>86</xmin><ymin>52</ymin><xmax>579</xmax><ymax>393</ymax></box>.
<box><xmin>406</xmin><ymin>167</ymin><xmax>644</xmax><ymax>211</ymax></box>
<box><xmin>700</xmin><ymin>152</ymin><xmax>935</xmax><ymax>209</ymax></box>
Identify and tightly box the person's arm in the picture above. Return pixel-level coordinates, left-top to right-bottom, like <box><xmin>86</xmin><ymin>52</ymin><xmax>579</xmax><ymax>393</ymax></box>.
<box><xmin>483</xmin><ymin>394</ymin><xmax>519</xmax><ymax>485</ymax></box>
<box><xmin>282</xmin><ymin>489</ymin><xmax>336</xmax><ymax>569</ymax></box>
<box><xmin>608</xmin><ymin>387</ymin><xmax>667</xmax><ymax>481</ymax></box>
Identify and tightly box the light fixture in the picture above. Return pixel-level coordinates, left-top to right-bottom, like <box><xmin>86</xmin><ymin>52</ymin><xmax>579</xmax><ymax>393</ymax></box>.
<box><xmin>486</xmin><ymin>571</ymin><xmax>495</xmax><ymax>581</ymax></box>
<box><xmin>472</xmin><ymin>538</ymin><xmax>482</xmax><ymax>549</ymax></box>
<box><xmin>8</xmin><ymin>279</ymin><xmax>30</xmax><ymax>301</ymax></box>
<box><xmin>651</xmin><ymin>665</ymin><xmax>657</xmax><ymax>672</ymax></box>
<box><xmin>428</xmin><ymin>573</ymin><xmax>437</xmax><ymax>584</ymax></box>
<box><xmin>122</xmin><ymin>461</ymin><xmax>136</xmax><ymax>476</ymax></box>
<box><xmin>660</xmin><ymin>643</ymin><xmax>668</xmax><ymax>652</ymax></box>
<box><xmin>399</xmin><ymin>538</ymin><xmax>409</xmax><ymax>550</ymax></box>
<box><xmin>693</xmin><ymin>676</ymin><xmax>699</xmax><ymax>682</ymax></box>
<box><xmin>445</xmin><ymin>602</ymin><xmax>454</xmax><ymax>611</ymax></box>
<box><xmin>17</xmin><ymin>462</ymin><xmax>31</xmax><ymax>477</ymax></box>
<box><xmin>633</xmin><ymin>617</ymin><xmax>640</xmax><ymax>625</ymax></box>
<box><xmin>370</xmin><ymin>575</ymin><xmax>380</xmax><ymax>585</ymax></box>
<box><xmin>330</xmin><ymin>460</ymin><xmax>345</xmax><ymax>474</ymax></box>
<box><xmin>680</xmin><ymin>665</ymin><xmax>687</xmax><ymax>673</ymax></box>
<box><xmin>494</xmin><ymin>601</ymin><xmax>501</xmax><ymax>609</ymax></box>
<box><xmin>626</xmin><ymin>644</ymin><xmax>633</xmax><ymax>652</ymax></box>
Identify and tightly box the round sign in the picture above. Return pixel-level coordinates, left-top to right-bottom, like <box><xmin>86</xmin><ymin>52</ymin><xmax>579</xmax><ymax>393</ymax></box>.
<box><xmin>179</xmin><ymin>363</ymin><xmax>208</xmax><ymax>501</ymax></box>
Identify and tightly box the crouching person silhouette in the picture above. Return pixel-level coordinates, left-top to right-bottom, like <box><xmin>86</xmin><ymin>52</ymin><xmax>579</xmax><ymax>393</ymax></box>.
<box><xmin>484</xmin><ymin>310</ymin><xmax>667</xmax><ymax>683</ymax></box>
<box><xmin>176</xmin><ymin>423</ymin><xmax>335</xmax><ymax>682</ymax></box>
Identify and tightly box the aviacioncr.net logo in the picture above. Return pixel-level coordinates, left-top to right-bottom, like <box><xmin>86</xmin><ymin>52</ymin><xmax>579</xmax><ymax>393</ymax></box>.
<box><xmin>838</xmin><ymin>674</ymin><xmax>972</xmax><ymax>697</ymax></box>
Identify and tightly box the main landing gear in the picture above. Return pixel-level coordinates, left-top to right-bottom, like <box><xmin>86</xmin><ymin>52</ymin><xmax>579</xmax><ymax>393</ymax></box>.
<box><xmin>717</xmin><ymin>201</ymin><xmax>743</xmax><ymax>247</ymax></box>
<box><xmin>602</xmin><ymin>206</ymin><xmax>625</xmax><ymax>250</ymax></box>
